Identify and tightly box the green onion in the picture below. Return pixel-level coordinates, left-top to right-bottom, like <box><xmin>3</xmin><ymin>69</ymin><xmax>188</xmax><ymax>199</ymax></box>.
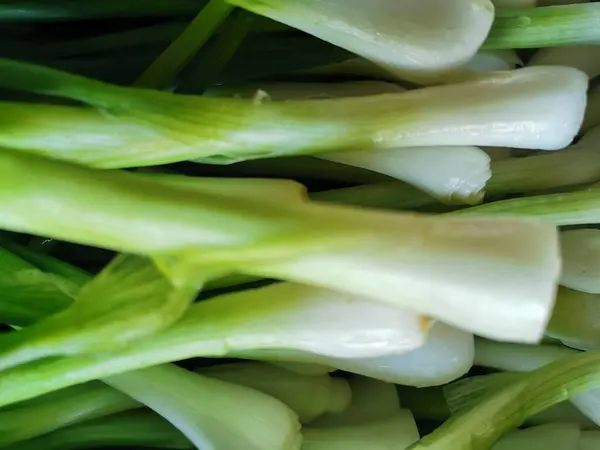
<box><xmin>0</xmin><ymin>277</ymin><xmax>430</xmax><ymax>408</ymax></box>
<box><xmin>0</xmin><ymin>151</ymin><xmax>561</xmax><ymax>343</ymax></box>
<box><xmin>483</xmin><ymin>3</ymin><xmax>600</xmax><ymax>49</ymax></box>
<box><xmin>214</xmin><ymin>80</ymin><xmax>490</xmax><ymax>204</ymax></box>
<box><xmin>105</xmin><ymin>364</ymin><xmax>302</xmax><ymax>450</ymax></box>
<box><xmin>445</xmin><ymin>372</ymin><xmax>598</xmax><ymax>429</ymax></box>
<box><xmin>474</xmin><ymin>340</ymin><xmax>600</xmax><ymax>427</ymax></box>
<box><xmin>226</xmin><ymin>0</ymin><xmax>494</xmax><ymax>83</ymax></box>
<box><xmin>0</xmin><ymin>247</ymin><xmax>75</xmax><ymax>326</ymax></box>
<box><xmin>0</xmin><ymin>61</ymin><xmax>587</xmax><ymax>166</ymax></box>
<box><xmin>0</xmin><ymin>255</ymin><xmax>198</xmax><ymax>371</ymax></box>
<box><xmin>410</xmin><ymin>347</ymin><xmax>600</xmax><ymax>449</ymax></box>
<box><xmin>456</xmin><ymin>186</ymin><xmax>600</xmax><ymax>225</ymax></box>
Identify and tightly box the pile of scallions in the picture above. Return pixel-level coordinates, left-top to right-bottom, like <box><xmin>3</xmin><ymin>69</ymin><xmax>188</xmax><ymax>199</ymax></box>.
<box><xmin>0</xmin><ymin>0</ymin><xmax>600</xmax><ymax>449</ymax></box>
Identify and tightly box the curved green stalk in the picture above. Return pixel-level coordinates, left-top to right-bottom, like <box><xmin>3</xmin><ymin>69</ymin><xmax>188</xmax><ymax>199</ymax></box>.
<box><xmin>0</xmin><ymin>151</ymin><xmax>560</xmax><ymax>343</ymax></box>
<box><xmin>484</xmin><ymin>3</ymin><xmax>600</xmax><ymax>49</ymax></box>
<box><xmin>0</xmin><ymin>61</ymin><xmax>587</xmax><ymax>166</ymax></box>
<box><xmin>135</xmin><ymin>0</ymin><xmax>235</xmax><ymax>89</ymax></box>
<box><xmin>410</xmin><ymin>347</ymin><xmax>600</xmax><ymax>450</ymax></box>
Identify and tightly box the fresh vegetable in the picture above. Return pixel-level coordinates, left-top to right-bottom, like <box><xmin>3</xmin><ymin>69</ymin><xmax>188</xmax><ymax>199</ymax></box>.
<box><xmin>225</xmin><ymin>0</ymin><xmax>495</xmax><ymax>83</ymax></box>
<box><xmin>0</xmin><ymin>61</ymin><xmax>587</xmax><ymax>166</ymax></box>
<box><xmin>410</xmin><ymin>347</ymin><xmax>600</xmax><ymax>449</ymax></box>
<box><xmin>0</xmin><ymin>151</ymin><xmax>561</xmax><ymax>342</ymax></box>
<box><xmin>0</xmin><ymin>3</ymin><xmax>599</xmax><ymax>450</ymax></box>
<box><xmin>474</xmin><ymin>340</ymin><xmax>600</xmax><ymax>426</ymax></box>
<box><xmin>237</xmin><ymin>321</ymin><xmax>474</xmax><ymax>387</ymax></box>
<box><xmin>105</xmin><ymin>364</ymin><xmax>302</xmax><ymax>450</ymax></box>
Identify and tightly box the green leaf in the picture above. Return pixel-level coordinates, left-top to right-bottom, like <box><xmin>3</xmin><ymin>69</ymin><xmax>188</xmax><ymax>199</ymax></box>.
<box><xmin>474</xmin><ymin>340</ymin><xmax>600</xmax><ymax>427</ymax></box>
<box><xmin>0</xmin><ymin>254</ymin><xmax>199</xmax><ymax>371</ymax></box>
<box><xmin>2</xmin><ymin>242</ymin><xmax>91</xmax><ymax>287</ymax></box>
<box><xmin>0</xmin><ymin>61</ymin><xmax>587</xmax><ymax>166</ymax></box>
<box><xmin>235</xmin><ymin>322</ymin><xmax>474</xmax><ymax>387</ymax></box>
<box><xmin>0</xmin><ymin>281</ymin><xmax>428</xmax><ymax>408</ymax></box>
<box><xmin>0</xmin><ymin>246</ymin><xmax>75</xmax><ymax>326</ymax></box>
<box><xmin>105</xmin><ymin>364</ymin><xmax>302</xmax><ymax>450</ymax></box>
<box><xmin>324</xmin><ymin>145</ymin><xmax>491</xmax><ymax>205</ymax></box>
<box><xmin>227</xmin><ymin>0</ymin><xmax>494</xmax><ymax>83</ymax></box>
<box><xmin>455</xmin><ymin>186</ymin><xmax>600</xmax><ymax>225</ymax></box>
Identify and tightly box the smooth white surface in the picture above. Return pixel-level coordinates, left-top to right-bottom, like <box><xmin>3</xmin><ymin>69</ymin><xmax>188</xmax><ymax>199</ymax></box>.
<box><xmin>324</xmin><ymin>146</ymin><xmax>491</xmax><ymax>204</ymax></box>
<box><xmin>230</xmin><ymin>0</ymin><xmax>494</xmax><ymax>80</ymax></box>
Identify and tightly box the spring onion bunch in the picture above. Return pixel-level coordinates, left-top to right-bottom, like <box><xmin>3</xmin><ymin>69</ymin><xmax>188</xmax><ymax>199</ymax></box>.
<box><xmin>2</xmin><ymin>2</ymin><xmax>600</xmax><ymax>450</ymax></box>
<box><xmin>0</xmin><ymin>151</ymin><xmax>561</xmax><ymax>342</ymax></box>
